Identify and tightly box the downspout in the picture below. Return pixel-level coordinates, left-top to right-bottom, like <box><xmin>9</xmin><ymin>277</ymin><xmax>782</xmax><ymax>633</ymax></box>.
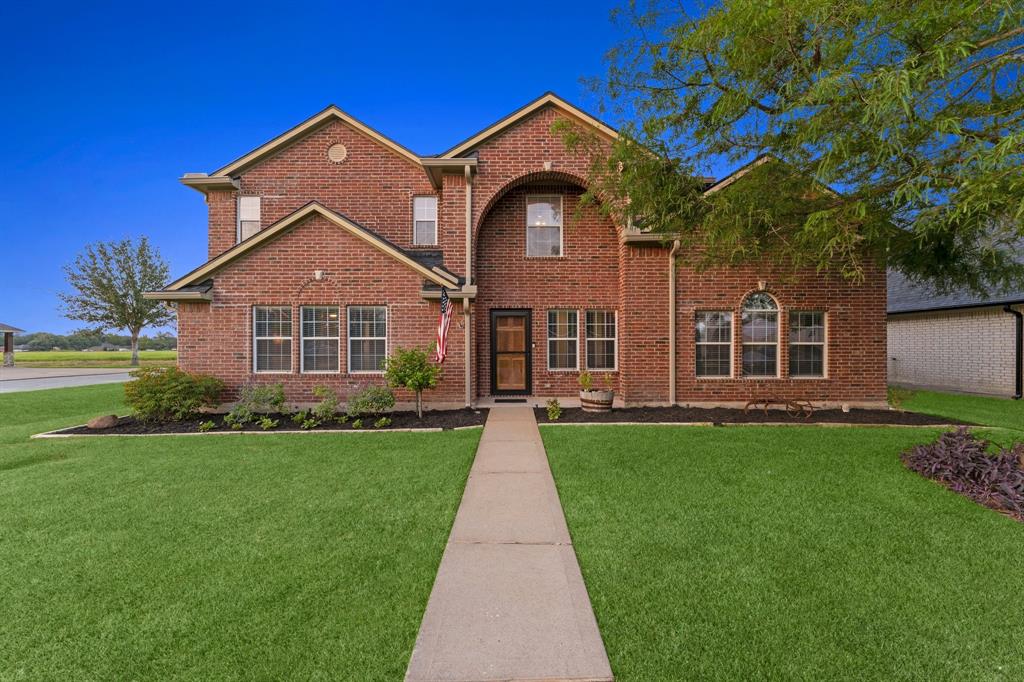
<box><xmin>668</xmin><ymin>239</ymin><xmax>681</xmax><ymax>405</ymax></box>
<box><xmin>1005</xmin><ymin>305</ymin><xmax>1023</xmax><ymax>400</ymax></box>
<box><xmin>464</xmin><ymin>164</ymin><xmax>474</xmax><ymax>407</ymax></box>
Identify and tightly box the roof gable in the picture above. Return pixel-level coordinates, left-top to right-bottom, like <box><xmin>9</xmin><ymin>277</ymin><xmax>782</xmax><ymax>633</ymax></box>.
<box><xmin>439</xmin><ymin>92</ymin><xmax>618</xmax><ymax>158</ymax></box>
<box><xmin>213</xmin><ymin>106</ymin><xmax>422</xmax><ymax>177</ymax></box>
<box><xmin>158</xmin><ymin>203</ymin><xmax>459</xmax><ymax>294</ymax></box>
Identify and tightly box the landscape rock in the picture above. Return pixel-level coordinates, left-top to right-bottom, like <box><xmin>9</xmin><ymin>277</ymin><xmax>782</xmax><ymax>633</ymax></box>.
<box><xmin>86</xmin><ymin>415</ymin><xmax>119</xmax><ymax>429</ymax></box>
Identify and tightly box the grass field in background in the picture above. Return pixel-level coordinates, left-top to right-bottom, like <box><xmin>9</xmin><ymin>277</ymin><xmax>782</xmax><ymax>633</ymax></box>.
<box><xmin>0</xmin><ymin>384</ymin><xmax>478</xmax><ymax>680</ymax></box>
<box><xmin>12</xmin><ymin>350</ymin><xmax>177</xmax><ymax>368</ymax></box>
<box><xmin>544</xmin><ymin>422</ymin><xmax>1024</xmax><ymax>680</ymax></box>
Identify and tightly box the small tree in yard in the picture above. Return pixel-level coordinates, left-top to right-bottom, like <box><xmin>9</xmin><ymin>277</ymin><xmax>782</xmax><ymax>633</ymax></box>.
<box><xmin>383</xmin><ymin>346</ymin><xmax>441</xmax><ymax>419</ymax></box>
<box><xmin>59</xmin><ymin>237</ymin><xmax>173</xmax><ymax>366</ymax></box>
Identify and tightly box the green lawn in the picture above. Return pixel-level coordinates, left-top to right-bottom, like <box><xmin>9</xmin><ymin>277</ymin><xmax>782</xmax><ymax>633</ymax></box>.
<box><xmin>544</xmin><ymin>424</ymin><xmax>1024</xmax><ymax>681</ymax></box>
<box><xmin>12</xmin><ymin>350</ymin><xmax>177</xmax><ymax>368</ymax></box>
<box><xmin>898</xmin><ymin>387</ymin><xmax>1024</xmax><ymax>432</ymax></box>
<box><xmin>0</xmin><ymin>384</ymin><xmax>479</xmax><ymax>680</ymax></box>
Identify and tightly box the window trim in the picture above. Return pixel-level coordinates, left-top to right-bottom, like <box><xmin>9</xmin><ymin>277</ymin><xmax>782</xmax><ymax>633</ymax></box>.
<box><xmin>252</xmin><ymin>305</ymin><xmax>292</xmax><ymax>374</ymax></box>
<box><xmin>300</xmin><ymin>305</ymin><xmax>341</xmax><ymax>375</ymax></box>
<box><xmin>347</xmin><ymin>305</ymin><xmax>388</xmax><ymax>375</ymax></box>
<box><xmin>741</xmin><ymin>293</ymin><xmax>781</xmax><ymax>379</ymax></box>
<box><xmin>695</xmin><ymin>310</ymin><xmax>734</xmax><ymax>379</ymax></box>
<box><xmin>525</xmin><ymin>194</ymin><xmax>564</xmax><ymax>258</ymax></box>
<box><xmin>585</xmin><ymin>310</ymin><xmax>618</xmax><ymax>371</ymax></box>
<box><xmin>412</xmin><ymin>195</ymin><xmax>438</xmax><ymax>246</ymax></box>
<box><xmin>546</xmin><ymin>308</ymin><xmax>579</xmax><ymax>371</ymax></box>
<box><xmin>788</xmin><ymin>310</ymin><xmax>828</xmax><ymax>378</ymax></box>
<box><xmin>237</xmin><ymin>195</ymin><xmax>261</xmax><ymax>243</ymax></box>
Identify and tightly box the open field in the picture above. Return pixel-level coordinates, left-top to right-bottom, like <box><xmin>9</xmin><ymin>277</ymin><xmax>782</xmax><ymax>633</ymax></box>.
<box><xmin>0</xmin><ymin>384</ymin><xmax>478</xmax><ymax>680</ymax></box>
<box><xmin>544</xmin><ymin>421</ymin><xmax>1024</xmax><ymax>680</ymax></box>
<box><xmin>11</xmin><ymin>350</ymin><xmax>177</xmax><ymax>368</ymax></box>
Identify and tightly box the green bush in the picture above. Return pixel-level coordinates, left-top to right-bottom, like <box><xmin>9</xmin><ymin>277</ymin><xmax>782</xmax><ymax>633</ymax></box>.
<box><xmin>312</xmin><ymin>385</ymin><xmax>341</xmax><ymax>421</ymax></box>
<box><xmin>225</xmin><ymin>383</ymin><xmax>287</xmax><ymax>427</ymax></box>
<box><xmin>197</xmin><ymin>420</ymin><xmax>217</xmax><ymax>432</ymax></box>
<box><xmin>383</xmin><ymin>346</ymin><xmax>440</xmax><ymax>418</ymax></box>
<box><xmin>374</xmin><ymin>417</ymin><xmax>392</xmax><ymax>429</ymax></box>
<box><xmin>291</xmin><ymin>411</ymin><xmax>308</xmax><ymax>425</ymax></box>
<box><xmin>124</xmin><ymin>367</ymin><xmax>223</xmax><ymax>422</ymax></box>
<box><xmin>351</xmin><ymin>418</ymin><xmax>364</xmax><ymax>430</ymax></box>
<box><xmin>346</xmin><ymin>385</ymin><xmax>395</xmax><ymax>419</ymax></box>
<box><xmin>258</xmin><ymin>416</ymin><xmax>278</xmax><ymax>430</ymax></box>
<box><xmin>546</xmin><ymin>398</ymin><xmax>562</xmax><ymax>421</ymax></box>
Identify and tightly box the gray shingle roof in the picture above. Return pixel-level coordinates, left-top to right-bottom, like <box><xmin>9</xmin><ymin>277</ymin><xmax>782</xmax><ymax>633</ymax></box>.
<box><xmin>0</xmin><ymin>322</ymin><xmax>24</xmax><ymax>334</ymax></box>
<box><xmin>887</xmin><ymin>270</ymin><xmax>1024</xmax><ymax>314</ymax></box>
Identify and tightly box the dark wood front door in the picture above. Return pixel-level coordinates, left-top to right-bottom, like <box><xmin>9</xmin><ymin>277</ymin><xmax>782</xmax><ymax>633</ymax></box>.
<box><xmin>491</xmin><ymin>310</ymin><xmax>531</xmax><ymax>395</ymax></box>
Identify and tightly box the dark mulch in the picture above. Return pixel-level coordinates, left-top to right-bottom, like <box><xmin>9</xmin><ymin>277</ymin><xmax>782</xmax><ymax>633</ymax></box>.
<box><xmin>536</xmin><ymin>405</ymin><xmax>972</xmax><ymax>426</ymax></box>
<box><xmin>57</xmin><ymin>409</ymin><xmax>489</xmax><ymax>436</ymax></box>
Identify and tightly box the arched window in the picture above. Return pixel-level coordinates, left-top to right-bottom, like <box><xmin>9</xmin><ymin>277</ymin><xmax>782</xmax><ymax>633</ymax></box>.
<box><xmin>742</xmin><ymin>292</ymin><xmax>779</xmax><ymax>377</ymax></box>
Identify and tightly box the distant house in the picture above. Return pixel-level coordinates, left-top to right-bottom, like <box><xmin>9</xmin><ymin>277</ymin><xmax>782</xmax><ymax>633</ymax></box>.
<box><xmin>1</xmin><ymin>322</ymin><xmax>24</xmax><ymax>367</ymax></box>
<box><xmin>84</xmin><ymin>342</ymin><xmax>119</xmax><ymax>352</ymax></box>
<box><xmin>887</xmin><ymin>272</ymin><xmax>1023</xmax><ymax>398</ymax></box>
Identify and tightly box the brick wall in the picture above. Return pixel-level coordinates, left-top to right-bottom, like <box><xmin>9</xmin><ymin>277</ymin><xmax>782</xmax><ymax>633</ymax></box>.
<box><xmin>887</xmin><ymin>306</ymin><xmax>1021</xmax><ymax>397</ymax></box>
<box><xmin>179</xmin><ymin>213</ymin><xmax>465</xmax><ymax>407</ymax></box>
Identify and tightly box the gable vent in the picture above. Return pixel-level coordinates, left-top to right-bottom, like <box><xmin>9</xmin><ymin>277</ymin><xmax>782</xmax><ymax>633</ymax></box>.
<box><xmin>327</xmin><ymin>143</ymin><xmax>348</xmax><ymax>164</ymax></box>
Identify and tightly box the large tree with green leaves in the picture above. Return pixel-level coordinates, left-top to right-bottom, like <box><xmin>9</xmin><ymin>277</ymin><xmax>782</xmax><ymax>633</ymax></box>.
<box><xmin>59</xmin><ymin>237</ymin><xmax>174</xmax><ymax>366</ymax></box>
<box><xmin>565</xmin><ymin>0</ymin><xmax>1024</xmax><ymax>292</ymax></box>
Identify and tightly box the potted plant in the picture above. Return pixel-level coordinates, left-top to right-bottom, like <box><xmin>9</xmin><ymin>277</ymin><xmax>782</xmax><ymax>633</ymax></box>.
<box><xmin>579</xmin><ymin>370</ymin><xmax>614</xmax><ymax>412</ymax></box>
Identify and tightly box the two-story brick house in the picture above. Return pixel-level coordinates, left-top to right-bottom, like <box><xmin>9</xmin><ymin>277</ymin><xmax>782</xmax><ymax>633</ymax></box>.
<box><xmin>146</xmin><ymin>93</ymin><xmax>887</xmax><ymax>408</ymax></box>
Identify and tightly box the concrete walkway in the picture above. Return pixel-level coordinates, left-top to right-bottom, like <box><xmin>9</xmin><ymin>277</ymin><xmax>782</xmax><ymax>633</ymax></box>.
<box><xmin>0</xmin><ymin>367</ymin><xmax>132</xmax><ymax>393</ymax></box>
<box><xmin>405</xmin><ymin>405</ymin><xmax>613</xmax><ymax>682</ymax></box>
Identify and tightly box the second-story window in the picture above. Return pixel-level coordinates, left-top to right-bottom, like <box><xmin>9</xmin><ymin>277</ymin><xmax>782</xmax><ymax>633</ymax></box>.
<box><xmin>526</xmin><ymin>195</ymin><xmax>563</xmax><ymax>257</ymax></box>
<box><xmin>238</xmin><ymin>196</ymin><xmax>261</xmax><ymax>242</ymax></box>
<box><xmin>413</xmin><ymin>196</ymin><xmax>438</xmax><ymax>245</ymax></box>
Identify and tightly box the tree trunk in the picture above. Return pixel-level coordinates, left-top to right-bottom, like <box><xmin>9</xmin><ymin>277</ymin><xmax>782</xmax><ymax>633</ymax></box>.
<box><xmin>130</xmin><ymin>331</ymin><xmax>140</xmax><ymax>367</ymax></box>
<box><xmin>416</xmin><ymin>391</ymin><xmax>422</xmax><ymax>419</ymax></box>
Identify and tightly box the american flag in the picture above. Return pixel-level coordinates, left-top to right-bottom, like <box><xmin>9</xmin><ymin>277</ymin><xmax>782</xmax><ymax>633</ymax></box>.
<box><xmin>434</xmin><ymin>288</ymin><xmax>453</xmax><ymax>363</ymax></box>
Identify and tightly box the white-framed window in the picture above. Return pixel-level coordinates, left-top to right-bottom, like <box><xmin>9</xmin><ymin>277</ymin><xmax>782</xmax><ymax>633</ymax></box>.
<box><xmin>253</xmin><ymin>306</ymin><xmax>292</xmax><ymax>373</ymax></box>
<box><xmin>413</xmin><ymin>196</ymin><xmax>438</xmax><ymax>246</ymax></box>
<box><xmin>348</xmin><ymin>306</ymin><xmax>387</xmax><ymax>373</ymax></box>
<box><xmin>526</xmin><ymin>195</ymin><xmax>563</xmax><ymax>257</ymax></box>
<box><xmin>585</xmin><ymin>310</ymin><xmax>617</xmax><ymax>370</ymax></box>
<box><xmin>547</xmin><ymin>309</ymin><xmax>578</xmax><ymax>370</ymax></box>
<box><xmin>695</xmin><ymin>311</ymin><xmax>732</xmax><ymax>377</ymax></box>
<box><xmin>238</xmin><ymin>196</ymin><xmax>261</xmax><ymax>242</ymax></box>
<box><xmin>301</xmin><ymin>306</ymin><xmax>340</xmax><ymax>373</ymax></box>
<box><xmin>741</xmin><ymin>293</ymin><xmax>779</xmax><ymax>377</ymax></box>
<box><xmin>789</xmin><ymin>311</ymin><xmax>826</xmax><ymax>377</ymax></box>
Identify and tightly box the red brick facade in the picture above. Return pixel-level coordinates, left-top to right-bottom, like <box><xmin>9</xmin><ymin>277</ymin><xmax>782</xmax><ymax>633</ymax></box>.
<box><xmin>172</xmin><ymin>96</ymin><xmax>887</xmax><ymax>408</ymax></box>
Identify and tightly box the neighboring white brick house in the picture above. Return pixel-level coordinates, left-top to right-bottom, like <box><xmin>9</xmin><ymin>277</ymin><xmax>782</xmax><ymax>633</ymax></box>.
<box><xmin>887</xmin><ymin>272</ymin><xmax>1023</xmax><ymax>398</ymax></box>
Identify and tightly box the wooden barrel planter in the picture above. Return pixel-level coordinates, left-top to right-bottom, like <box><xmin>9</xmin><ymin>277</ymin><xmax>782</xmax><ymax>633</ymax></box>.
<box><xmin>580</xmin><ymin>389</ymin><xmax>614</xmax><ymax>413</ymax></box>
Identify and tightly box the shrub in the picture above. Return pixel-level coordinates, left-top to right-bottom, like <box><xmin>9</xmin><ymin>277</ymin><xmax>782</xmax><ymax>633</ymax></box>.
<box><xmin>902</xmin><ymin>428</ymin><xmax>1024</xmax><ymax>520</ymax></box>
<box><xmin>374</xmin><ymin>417</ymin><xmax>392</xmax><ymax>429</ymax></box>
<box><xmin>197</xmin><ymin>420</ymin><xmax>216</xmax><ymax>433</ymax></box>
<box><xmin>239</xmin><ymin>383</ymin><xmax>286</xmax><ymax>413</ymax></box>
<box><xmin>258</xmin><ymin>416</ymin><xmax>278</xmax><ymax>431</ymax></box>
<box><xmin>383</xmin><ymin>346</ymin><xmax>440</xmax><ymax>418</ymax></box>
<box><xmin>300</xmin><ymin>418</ymin><xmax>320</xmax><ymax>430</ymax></box>
<box><xmin>291</xmin><ymin>411</ymin><xmax>308</xmax><ymax>425</ymax></box>
<box><xmin>351</xmin><ymin>418</ymin><xmax>364</xmax><ymax>430</ymax></box>
<box><xmin>335</xmin><ymin>415</ymin><xmax>349</xmax><ymax>426</ymax></box>
<box><xmin>223</xmin><ymin>405</ymin><xmax>254</xmax><ymax>428</ymax></box>
<box><xmin>124</xmin><ymin>367</ymin><xmax>223</xmax><ymax>422</ymax></box>
<box><xmin>546</xmin><ymin>398</ymin><xmax>562</xmax><ymax>421</ymax></box>
<box><xmin>347</xmin><ymin>385</ymin><xmax>395</xmax><ymax>419</ymax></box>
<box><xmin>578</xmin><ymin>370</ymin><xmax>593</xmax><ymax>391</ymax></box>
<box><xmin>312</xmin><ymin>385</ymin><xmax>341</xmax><ymax>421</ymax></box>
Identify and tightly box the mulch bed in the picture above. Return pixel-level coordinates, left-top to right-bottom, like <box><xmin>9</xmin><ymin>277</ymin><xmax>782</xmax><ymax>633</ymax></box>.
<box><xmin>535</xmin><ymin>405</ymin><xmax>971</xmax><ymax>426</ymax></box>
<box><xmin>56</xmin><ymin>408</ymin><xmax>489</xmax><ymax>436</ymax></box>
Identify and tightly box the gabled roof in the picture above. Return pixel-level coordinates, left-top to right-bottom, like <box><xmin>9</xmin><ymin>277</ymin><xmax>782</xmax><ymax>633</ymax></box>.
<box><xmin>439</xmin><ymin>92</ymin><xmax>618</xmax><ymax>158</ymax></box>
<box><xmin>212</xmin><ymin>105</ymin><xmax>422</xmax><ymax>177</ymax></box>
<box><xmin>888</xmin><ymin>270</ymin><xmax>1024</xmax><ymax>314</ymax></box>
<box><xmin>0</xmin><ymin>322</ymin><xmax>24</xmax><ymax>334</ymax></box>
<box><xmin>147</xmin><ymin>203</ymin><xmax>459</xmax><ymax>299</ymax></box>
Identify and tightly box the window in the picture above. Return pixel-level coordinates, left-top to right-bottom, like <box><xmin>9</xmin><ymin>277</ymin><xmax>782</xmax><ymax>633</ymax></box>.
<box><xmin>413</xmin><ymin>196</ymin><xmax>438</xmax><ymax>245</ymax></box>
<box><xmin>585</xmin><ymin>311</ymin><xmax>617</xmax><ymax>370</ymax></box>
<box><xmin>238</xmin><ymin>196</ymin><xmax>261</xmax><ymax>242</ymax></box>
<box><xmin>789</xmin><ymin>311</ymin><xmax>825</xmax><ymax>377</ymax></box>
<box><xmin>741</xmin><ymin>292</ymin><xmax>779</xmax><ymax>377</ymax></box>
<box><xmin>301</xmin><ymin>306</ymin><xmax>340</xmax><ymax>373</ymax></box>
<box><xmin>527</xmin><ymin>195</ymin><xmax>563</xmax><ymax>257</ymax></box>
<box><xmin>253</xmin><ymin>306</ymin><xmax>291</xmax><ymax>373</ymax></box>
<box><xmin>348</xmin><ymin>306</ymin><xmax>387</xmax><ymax>373</ymax></box>
<box><xmin>695</xmin><ymin>312</ymin><xmax>732</xmax><ymax>377</ymax></box>
<box><xmin>547</xmin><ymin>309</ymin><xmax>578</xmax><ymax>370</ymax></box>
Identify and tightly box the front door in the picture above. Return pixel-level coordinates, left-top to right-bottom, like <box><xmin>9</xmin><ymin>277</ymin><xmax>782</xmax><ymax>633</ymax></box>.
<box><xmin>491</xmin><ymin>310</ymin><xmax>531</xmax><ymax>395</ymax></box>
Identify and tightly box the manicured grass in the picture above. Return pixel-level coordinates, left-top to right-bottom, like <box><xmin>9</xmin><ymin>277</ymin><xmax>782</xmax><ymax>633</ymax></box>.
<box><xmin>13</xmin><ymin>350</ymin><xmax>177</xmax><ymax>368</ymax></box>
<box><xmin>543</xmin><ymin>425</ymin><xmax>1024</xmax><ymax>681</ymax></box>
<box><xmin>0</xmin><ymin>384</ymin><xmax>478</xmax><ymax>680</ymax></box>
<box><xmin>898</xmin><ymin>387</ymin><xmax>1024</xmax><ymax>432</ymax></box>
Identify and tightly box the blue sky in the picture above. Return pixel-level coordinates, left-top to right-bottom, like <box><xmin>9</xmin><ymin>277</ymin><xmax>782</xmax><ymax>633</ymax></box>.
<box><xmin>0</xmin><ymin>0</ymin><xmax>711</xmax><ymax>334</ymax></box>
